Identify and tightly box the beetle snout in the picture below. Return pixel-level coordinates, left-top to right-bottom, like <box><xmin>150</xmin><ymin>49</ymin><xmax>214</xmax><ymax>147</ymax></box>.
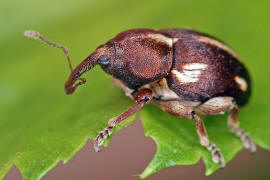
<box><xmin>65</xmin><ymin>80</ymin><xmax>76</xmax><ymax>95</ymax></box>
<box><xmin>65</xmin><ymin>77</ymin><xmax>86</xmax><ymax>95</ymax></box>
<box><xmin>65</xmin><ymin>85</ymin><xmax>75</xmax><ymax>95</ymax></box>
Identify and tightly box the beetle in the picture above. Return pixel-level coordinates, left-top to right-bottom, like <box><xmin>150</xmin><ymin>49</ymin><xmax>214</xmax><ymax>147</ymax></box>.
<box><xmin>24</xmin><ymin>28</ymin><xmax>256</xmax><ymax>168</ymax></box>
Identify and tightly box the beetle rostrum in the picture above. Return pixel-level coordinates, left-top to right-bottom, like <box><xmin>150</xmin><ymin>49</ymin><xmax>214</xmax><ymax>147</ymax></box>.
<box><xmin>25</xmin><ymin>28</ymin><xmax>255</xmax><ymax>169</ymax></box>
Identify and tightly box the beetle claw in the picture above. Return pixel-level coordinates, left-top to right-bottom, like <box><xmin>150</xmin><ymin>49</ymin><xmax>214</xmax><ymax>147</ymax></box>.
<box><xmin>237</xmin><ymin>129</ymin><xmax>257</xmax><ymax>153</ymax></box>
<box><xmin>207</xmin><ymin>142</ymin><xmax>226</xmax><ymax>168</ymax></box>
<box><xmin>93</xmin><ymin>126</ymin><xmax>114</xmax><ymax>152</ymax></box>
<box><xmin>94</xmin><ymin>144</ymin><xmax>101</xmax><ymax>152</ymax></box>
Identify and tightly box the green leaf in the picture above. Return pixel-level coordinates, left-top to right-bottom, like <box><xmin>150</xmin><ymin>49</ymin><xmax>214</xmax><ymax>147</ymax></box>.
<box><xmin>1</xmin><ymin>0</ymin><xmax>270</xmax><ymax>179</ymax></box>
<box><xmin>140</xmin><ymin>100</ymin><xmax>270</xmax><ymax>178</ymax></box>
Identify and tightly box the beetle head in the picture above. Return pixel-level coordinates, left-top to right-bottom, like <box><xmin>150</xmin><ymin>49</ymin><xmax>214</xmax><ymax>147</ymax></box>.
<box><xmin>66</xmin><ymin>29</ymin><xmax>173</xmax><ymax>94</ymax></box>
<box><xmin>65</xmin><ymin>42</ymin><xmax>115</xmax><ymax>94</ymax></box>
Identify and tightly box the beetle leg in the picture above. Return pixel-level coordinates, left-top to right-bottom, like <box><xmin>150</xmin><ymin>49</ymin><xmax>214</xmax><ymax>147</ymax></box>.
<box><xmin>228</xmin><ymin>105</ymin><xmax>256</xmax><ymax>153</ymax></box>
<box><xmin>195</xmin><ymin>97</ymin><xmax>256</xmax><ymax>152</ymax></box>
<box><xmin>194</xmin><ymin>97</ymin><xmax>234</xmax><ymax>115</ymax></box>
<box><xmin>94</xmin><ymin>88</ymin><xmax>153</xmax><ymax>152</ymax></box>
<box><xmin>191</xmin><ymin>111</ymin><xmax>226</xmax><ymax>168</ymax></box>
<box><xmin>153</xmin><ymin>100</ymin><xmax>225</xmax><ymax>167</ymax></box>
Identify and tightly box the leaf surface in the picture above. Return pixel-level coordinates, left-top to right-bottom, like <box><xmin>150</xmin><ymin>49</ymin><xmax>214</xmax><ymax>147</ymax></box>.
<box><xmin>0</xmin><ymin>0</ymin><xmax>270</xmax><ymax>179</ymax></box>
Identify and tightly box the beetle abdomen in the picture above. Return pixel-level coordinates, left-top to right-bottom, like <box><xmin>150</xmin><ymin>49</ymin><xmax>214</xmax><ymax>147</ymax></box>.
<box><xmin>161</xmin><ymin>29</ymin><xmax>251</xmax><ymax>106</ymax></box>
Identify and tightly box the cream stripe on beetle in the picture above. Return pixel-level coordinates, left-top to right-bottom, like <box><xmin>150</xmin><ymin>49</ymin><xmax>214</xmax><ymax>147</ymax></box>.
<box><xmin>146</xmin><ymin>34</ymin><xmax>173</xmax><ymax>47</ymax></box>
<box><xmin>129</xmin><ymin>33</ymin><xmax>173</xmax><ymax>47</ymax></box>
<box><xmin>172</xmin><ymin>63</ymin><xmax>208</xmax><ymax>83</ymax></box>
<box><xmin>197</xmin><ymin>35</ymin><xmax>239</xmax><ymax>59</ymax></box>
<box><xmin>234</xmin><ymin>76</ymin><xmax>248</xmax><ymax>91</ymax></box>
<box><xmin>183</xmin><ymin>63</ymin><xmax>208</xmax><ymax>70</ymax></box>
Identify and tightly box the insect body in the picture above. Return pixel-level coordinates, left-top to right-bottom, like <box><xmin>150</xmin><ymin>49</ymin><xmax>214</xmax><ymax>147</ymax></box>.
<box><xmin>24</xmin><ymin>28</ymin><xmax>255</xmax><ymax>168</ymax></box>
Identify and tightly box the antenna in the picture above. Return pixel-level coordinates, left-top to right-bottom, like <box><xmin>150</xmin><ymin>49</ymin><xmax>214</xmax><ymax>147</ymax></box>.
<box><xmin>24</xmin><ymin>30</ymin><xmax>73</xmax><ymax>72</ymax></box>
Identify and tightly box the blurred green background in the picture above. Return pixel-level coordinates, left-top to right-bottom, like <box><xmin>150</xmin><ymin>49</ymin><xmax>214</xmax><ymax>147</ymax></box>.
<box><xmin>1</xmin><ymin>0</ymin><xmax>270</xmax><ymax>179</ymax></box>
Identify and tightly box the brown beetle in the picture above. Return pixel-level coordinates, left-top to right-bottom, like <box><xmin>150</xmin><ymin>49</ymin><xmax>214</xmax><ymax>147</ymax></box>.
<box><xmin>24</xmin><ymin>28</ymin><xmax>256</xmax><ymax>168</ymax></box>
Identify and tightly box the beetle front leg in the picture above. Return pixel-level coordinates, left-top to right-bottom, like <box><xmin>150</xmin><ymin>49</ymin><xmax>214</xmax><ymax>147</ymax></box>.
<box><xmin>228</xmin><ymin>105</ymin><xmax>256</xmax><ymax>153</ymax></box>
<box><xmin>191</xmin><ymin>112</ymin><xmax>226</xmax><ymax>168</ymax></box>
<box><xmin>94</xmin><ymin>88</ymin><xmax>153</xmax><ymax>152</ymax></box>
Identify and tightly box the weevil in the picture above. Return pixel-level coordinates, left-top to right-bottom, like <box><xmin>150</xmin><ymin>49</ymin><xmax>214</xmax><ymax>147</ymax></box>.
<box><xmin>24</xmin><ymin>28</ymin><xmax>256</xmax><ymax>167</ymax></box>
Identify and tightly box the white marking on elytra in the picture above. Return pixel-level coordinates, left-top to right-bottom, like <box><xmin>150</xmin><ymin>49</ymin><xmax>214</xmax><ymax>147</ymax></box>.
<box><xmin>197</xmin><ymin>35</ymin><xmax>239</xmax><ymax>59</ymax></box>
<box><xmin>234</xmin><ymin>76</ymin><xmax>248</xmax><ymax>91</ymax></box>
<box><xmin>147</xmin><ymin>34</ymin><xmax>173</xmax><ymax>47</ymax></box>
<box><xmin>172</xmin><ymin>63</ymin><xmax>208</xmax><ymax>83</ymax></box>
<box><xmin>183</xmin><ymin>63</ymin><xmax>208</xmax><ymax>70</ymax></box>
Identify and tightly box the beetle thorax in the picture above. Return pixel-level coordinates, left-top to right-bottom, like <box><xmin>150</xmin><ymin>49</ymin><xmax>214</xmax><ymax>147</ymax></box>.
<box><xmin>109</xmin><ymin>29</ymin><xmax>174</xmax><ymax>89</ymax></box>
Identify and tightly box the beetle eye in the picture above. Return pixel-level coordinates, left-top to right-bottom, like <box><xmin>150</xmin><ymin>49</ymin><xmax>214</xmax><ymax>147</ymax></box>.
<box><xmin>98</xmin><ymin>55</ymin><xmax>110</xmax><ymax>67</ymax></box>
